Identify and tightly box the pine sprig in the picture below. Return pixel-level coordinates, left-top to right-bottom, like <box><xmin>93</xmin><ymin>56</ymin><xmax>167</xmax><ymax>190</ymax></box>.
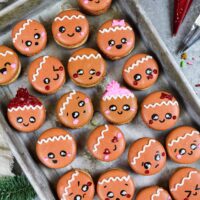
<box><xmin>0</xmin><ymin>175</ymin><xmax>36</xmax><ymax>200</ymax></box>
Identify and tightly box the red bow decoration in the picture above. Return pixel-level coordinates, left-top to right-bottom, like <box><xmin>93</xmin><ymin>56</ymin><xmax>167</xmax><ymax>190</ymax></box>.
<box><xmin>160</xmin><ymin>93</ymin><xmax>173</xmax><ymax>100</ymax></box>
<box><xmin>173</xmin><ymin>0</ymin><xmax>193</xmax><ymax>36</ymax></box>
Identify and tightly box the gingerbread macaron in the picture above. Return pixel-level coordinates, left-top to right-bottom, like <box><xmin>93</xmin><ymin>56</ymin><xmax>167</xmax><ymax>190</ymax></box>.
<box><xmin>123</xmin><ymin>54</ymin><xmax>159</xmax><ymax>90</ymax></box>
<box><xmin>52</xmin><ymin>10</ymin><xmax>89</xmax><ymax>48</ymax></box>
<box><xmin>28</xmin><ymin>56</ymin><xmax>66</xmax><ymax>94</ymax></box>
<box><xmin>56</xmin><ymin>90</ymin><xmax>93</xmax><ymax>129</ymax></box>
<box><xmin>57</xmin><ymin>169</ymin><xmax>95</xmax><ymax>200</ymax></box>
<box><xmin>97</xmin><ymin>19</ymin><xmax>135</xmax><ymax>60</ymax></box>
<box><xmin>141</xmin><ymin>91</ymin><xmax>180</xmax><ymax>131</ymax></box>
<box><xmin>0</xmin><ymin>46</ymin><xmax>21</xmax><ymax>85</ymax></box>
<box><xmin>7</xmin><ymin>88</ymin><xmax>46</xmax><ymax>132</ymax></box>
<box><xmin>128</xmin><ymin>137</ymin><xmax>166</xmax><ymax>175</ymax></box>
<box><xmin>67</xmin><ymin>48</ymin><xmax>106</xmax><ymax>87</ymax></box>
<box><xmin>97</xmin><ymin>169</ymin><xmax>135</xmax><ymax>200</ymax></box>
<box><xmin>87</xmin><ymin>124</ymin><xmax>126</xmax><ymax>162</ymax></box>
<box><xmin>136</xmin><ymin>186</ymin><xmax>172</xmax><ymax>200</ymax></box>
<box><xmin>12</xmin><ymin>19</ymin><xmax>47</xmax><ymax>56</ymax></box>
<box><xmin>100</xmin><ymin>80</ymin><xmax>138</xmax><ymax>124</ymax></box>
<box><xmin>78</xmin><ymin>0</ymin><xmax>112</xmax><ymax>15</ymax></box>
<box><xmin>36</xmin><ymin>128</ymin><xmax>76</xmax><ymax>169</ymax></box>
<box><xmin>169</xmin><ymin>167</ymin><xmax>200</xmax><ymax>200</ymax></box>
<box><xmin>166</xmin><ymin>126</ymin><xmax>200</xmax><ymax>164</ymax></box>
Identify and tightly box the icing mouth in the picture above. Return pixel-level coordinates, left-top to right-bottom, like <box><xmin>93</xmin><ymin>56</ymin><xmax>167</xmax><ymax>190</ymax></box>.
<box><xmin>159</xmin><ymin>119</ymin><xmax>165</xmax><ymax>123</ymax></box>
<box><xmin>52</xmin><ymin>159</ymin><xmax>58</xmax><ymax>164</ymax></box>
<box><xmin>188</xmin><ymin>151</ymin><xmax>193</xmax><ymax>155</ymax></box>
<box><xmin>23</xmin><ymin>123</ymin><xmax>29</xmax><ymax>127</ymax></box>
<box><xmin>155</xmin><ymin>164</ymin><xmax>159</xmax><ymax>168</ymax></box>
<box><xmin>0</xmin><ymin>67</ymin><xmax>7</xmax><ymax>75</ymax></box>
<box><xmin>45</xmin><ymin>85</ymin><xmax>50</xmax><ymax>90</ymax></box>
<box><xmin>53</xmin><ymin>73</ymin><xmax>59</xmax><ymax>80</ymax></box>
<box><xmin>95</xmin><ymin>0</ymin><xmax>100</xmax><ymax>3</ymax></box>
<box><xmin>113</xmin><ymin>145</ymin><xmax>117</xmax><ymax>151</ymax></box>
<box><xmin>116</xmin><ymin>44</ymin><xmax>122</xmax><ymax>49</ymax></box>
<box><xmin>89</xmin><ymin>76</ymin><xmax>93</xmax><ymax>80</ymax></box>
<box><xmin>67</xmin><ymin>33</ymin><xmax>75</xmax><ymax>37</ymax></box>
<box><xmin>117</xmin><ymin>111</ymin><xmax>123</xmax><ymax>115</ymax></box>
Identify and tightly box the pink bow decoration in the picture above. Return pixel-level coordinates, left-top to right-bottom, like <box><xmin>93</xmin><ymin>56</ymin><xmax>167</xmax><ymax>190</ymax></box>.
<box><xmin>112</xmin><ymin>19</ymin><xmax>125</xmax><ymax>27</ymax></box>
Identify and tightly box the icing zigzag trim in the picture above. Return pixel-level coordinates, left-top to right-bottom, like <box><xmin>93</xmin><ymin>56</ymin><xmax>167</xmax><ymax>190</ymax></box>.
<box><xmin>103</xmin><ymin>94</ymin><xmax>134</xmax><ymax>101</ymax></box>
<box><xmin>144</xmin><ymin>101</ymin><xmax>178</xmax><ymax>109</ymax></box>
<box><xmin>32</xmin><ymin>56</ymin><xmax>49</xmax><ymax>82</ymax></box>
<box><xmin>37</xmin><ymin>134</ymin><xmax>72</xmax><ymax>145</ymax></box>
<box><xmin>69</xmin><ymin>54</ymin><xmax>102</xmax><ymax>62</ymax></box>
<box><xmin>0</xmin><ymin>51</ymin><xmax>13</xmax><ymax>57</ymax></box>
<box><xmin>170</xmin><ymin>171</ymin><xmax>198</xmax><ymax>192</ymax></box>
<box><xmin>55</xmin><ymin>15</ymin><xmax>85</xmax><ymax>21</ymax></box>
<box><xmin>131</xmin><ymin>139</ymin><xmax>156</xmax><ymax>165</ymax></box>
<box><xmin>13</xmin><ymin>19</ymin><xmax>32</xmax><ymax>43</ymax></box>
<box><xmin>59</xmin><ymin>90</ymin><xmax>76</xmax><ymax>116</ymax></box>
<box><xmin>98</xmin><ymin>175</ymin><xmax>130</xmax><ymax>185</ymax></box>
<box><xmin>124</xmin><ymin>56</ymin><xmax>153</xmax><ymax>73</ymax></box>
<box><xmin>168</xmin><ymin>130</ymin><xmax>200</xmax><ymax>147</ymax></box>
<box><xmin>99</xmin><ymin>26</ymin><xmax>132</xmax><ymax>34</ymax></box>
<box><xmin>93</xmin><ymin>125</ymin><xmax>109</xmax><ymax>152</ymax></box>
<box><xmin>8</xmin><ymin>105</ymin><xmax>43</xmax><ymax>112</ymax></box>
<box><xmin>61</xmin><ymin>170</ymin><xmax>79</xmax><ymax>200</ymax></box>
<box><xmin>151</xmin><ymin>188</ymin><xmax>163</xmax><ymax>200</ymax></box>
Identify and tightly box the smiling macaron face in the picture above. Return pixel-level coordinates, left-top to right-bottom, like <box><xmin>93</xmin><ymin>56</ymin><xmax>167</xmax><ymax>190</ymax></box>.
<box><xmin>0</xmin><ymin>46</ymin><xmax>21</xmax><ymax>85</ymax></box>
<box><xmin>56</xmin><ymin>90</ymin><xmax>93</xmax><ymax>129</ymax></box>
<box><xmin>68</xmin><ymin>48</ymin><xmax>106</xmax><ymax>87</ymax></box>
<box><xmin>12</xmin><ymin>19</ymin><xmax>47</xmax><ymax>56</ymax></box>
<box><xmin>7</xmin><ymin>88</ymin><xmax>46</xmax><ymax>132</ymax></box>
<box><xmin>87</xmin><ymin>124</ymin><xmax>126</xmax><ymax>162</ymax></box>
<box><xmin>57</xmin><ymin>169</ymin><xmax>95</xmax><ymax>200</ymax></box>
<box><xmin>52</xmin><ymin>10</ymin><xmax>89</xmax><ymax>48</ymax></box>
<box><xmin>169</xmin><ymin>167</ymin><xmax>200</xmax><ymax>200</ymax></box>
<box><xmin>141</xmin><ymin>91</ymin><xmax>180</xmax><ymax>131</ymax></box>
<box><xmin>128</xmin><ymin>137</ymin><xmax>166</xmax><ymax>175</ymax></box>
<box><xmin>166</xmin><ymin>126</ymin><xmax>200</xmax><ymax>164</ymax></box>
<box><xmin>28</xmin><ymin>56</ymin><xmax>65</xmax><ymax>94</ymax></box>
<box><xmin>36</xmin><ymin>128</ymin><xmax>76</xmax><ymax>169</ymax></box>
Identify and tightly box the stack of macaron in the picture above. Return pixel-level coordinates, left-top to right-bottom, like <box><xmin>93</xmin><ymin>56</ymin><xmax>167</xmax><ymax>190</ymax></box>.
<box><xmin>2</xmin><ymin>0</ymin><xmax>199</xmax><ymax>199</ymax></box>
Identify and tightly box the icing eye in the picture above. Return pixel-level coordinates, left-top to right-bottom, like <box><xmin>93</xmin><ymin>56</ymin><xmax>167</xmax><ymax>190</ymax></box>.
<box><xmin>81</xmin><ymin>184</ymin><xmax>89</xmax><ymax>192</ymax></box>
<box><xmin>75</xmin><ymin>26</ymin><xmax>82</xmax><ymax>33</ymax></box>
<box><xmin>108</xmin><ymin>40</ymin><xmax>115</xmax><ymax>46</ymax></box>
<box><xmin>4</xmin><ymin>62</ymin><xmax>11</xmax><ymax>66</ymax></box>
<box><xmin>151</xmin><ymin>114</ymin><xmax>159</xmax><ymax>121</ymax></box>
<box><xmin>72</xmin><ymin>111</ymin><xmax>80</xmax><ymax>119</ymax></box>
<box><xmin>179</xmin><ymin>148</ymin><xmax>186</xmax><ymax>155</ymax></box>
<box><xmin>154</xmin><ymin>154</ymin><xmax>161</xmax><ymax>161</ymax></box>
<box><xmin>43</xmin><ymin>78</ymin><xmax>50</xmax><ymax>84</ymax></box>
<box><xmin>145</xmin><ymin>68</ymin><xmax>152</xmax><ymax>75</ymax></box>
<box><xmin>123</xmin><ymin>104</ymin><xmax>130</xmax><ymax>111</ymax></box>
<box><xmin>120</xmin><ymin>190</ymin><xmax>127</xmax><ymax>196</ymax></box>
<box><xmin>78</xmin><ymin>101</ymin><xmax>85</xmax><ymax>107</ymax></box>
<box><xmin>17</xmin><ymin>117</ymin><xmax>23</xmax><ymax>123</ymax></box>
<box><xmin>25</xmin><ymin>40</ymin><xmax>32</xmax><ymax>47</ymax></box>
<box><xmin>134</xmin><ymin>74</ymin><xmax>142</xmax><ymax>81</ymax></box>
<box><xmin>60</xmin><ymin>150</ymin><xmax>67</xmax><ymax>157</ymax></box>
<box><xmin>165</xmin><ymin>113</ymin><xmax>172</xmax><ymax>119</ymax></box>
<box><xmin>190</xmin><ymin>143</ymin><xmax>197</xmax><ymax>150</ymax></box>
<box><xmin>109</xmin><ymin>105</ymin><xmax>117</xmax><ymax>111</ymax></box>
<box><xmin>121</xmin><ymin>38</ymin><xmax>127</xmax><ymax>44</ymax></box>
<box><xmin>107</xmin><ymin>191</ymin><xmax>114</xmax><ymax>198</ymax></box>
<box><xmin>48</xmin><ymin>152</ymin><xmax>55</xmax><ymax>159</ymax></box>
<box><xmin>89</xmin><ymin>69</ymin><xmax>96</xmax><ymax>75</ymax></box>
<box><xmin>74</xmin><ymin>195</ymin><xmax>82</xmax><ymax>200</ymax></box>
<box><xmin>34</xmin><ymin>33</ymin><xmax>40</xmax><ymax>39</ymax></box>
<box><xmin>29</xmin><ymin>116</ymin><xmax>36</xmax><ymax>123</ymax></box>
<box><xmin>143</xmin><ymin>162</ymin><xmax>151</xmax><ymax>169</ymax></box>
<box><xmin>77</xmin><ymin>69</ymin><xmax>84</xmax><ymax>75</ymax></box>
<box><xmin>59</xmin><ymin>26</ymin><xmax>66</xmax><ymax>33</ymax></box>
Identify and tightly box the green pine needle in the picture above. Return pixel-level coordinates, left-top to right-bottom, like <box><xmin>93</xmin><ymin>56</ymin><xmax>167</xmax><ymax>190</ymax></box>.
<box><xmin>0</xmin><ymin>175</ymin><xmax>36</xmax><ymax>200</ymax></box>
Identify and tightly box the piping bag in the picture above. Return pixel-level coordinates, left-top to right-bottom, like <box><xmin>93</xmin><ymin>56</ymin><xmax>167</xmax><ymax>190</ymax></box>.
<box><xmin>178</xmin><ymin>14</ymin><xmax>200</xmax><ymax>54</ymax></box>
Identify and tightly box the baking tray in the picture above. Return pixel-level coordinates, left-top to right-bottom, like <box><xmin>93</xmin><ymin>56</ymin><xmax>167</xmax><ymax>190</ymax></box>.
<box><xmin>0</xmin><ymin>0</ymin><xmax>199</xmax><ymax>200</ymax></box>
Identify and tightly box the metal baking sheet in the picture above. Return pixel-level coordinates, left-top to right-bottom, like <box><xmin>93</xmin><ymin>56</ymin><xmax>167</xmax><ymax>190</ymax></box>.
<box><xmin>0</xmin><ymin>0</ymin><xmax>199</xmax><ymax>200</ymax></box>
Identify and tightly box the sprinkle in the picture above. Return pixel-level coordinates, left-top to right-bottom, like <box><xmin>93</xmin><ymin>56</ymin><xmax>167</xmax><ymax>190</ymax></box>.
<box><xmin>195</xmin><ymin>84</ymin><xmax>200</xmax><ymax>87</ymax></box>
<box><xmin>181</xmin><ymin>52</ymin><xmax>187</xmax><ymax>60</ymax></box>
<box><xmin>180</xmin><ymin>60</ymin><xmax>185</xmax><ymax>67</ymax></box>
<box><xmin>187</xmin><ymin>61</ymin><xmax>193</xmax><ymax>65</ymax></box>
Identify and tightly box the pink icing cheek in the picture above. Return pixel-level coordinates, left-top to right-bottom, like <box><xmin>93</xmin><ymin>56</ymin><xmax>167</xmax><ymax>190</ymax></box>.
<box><xmin>11</xmin><ymin>63</ymin><xmax>17</xmax><ymax>69</ymax></box>
<box><xmin>198</xmin><ymin>144</ymin><xmax>200</xmax><ymax>149</ymax></box>
<box><xmin>105</xmin><ymin>110</ymin><xmax>110</xmax><ymax>114</ymax></box>
<box><xmin>130</xmin><ymin>107</ymin><xmax>135</xmax><ymax>111</ymax></box>
<box><xmin>67</xmin><ymin>152</ymin><xmax>72</xmax><ymax>157</ymax></box>
<box><xmin>127</xmin><ymin>41</ymin><xmax>132</xmax><ymax>46</ymax></box>
<box><xmin>80</xmin><ymin>32</ymin><xmax>85</xmax><ymax>36</ymax></box>
<box><xmin>25</xmin><ymin>47</ymin><xmax>29</xmax><ymax>51</ymax></box>
<box><xmin>117</xmin><ymin>132</ymin><xmax>122</xmax><ymax>139</ymax></box>
<box><xmin>106</xmin><ymin>46</ymin><xmax>112</xmax><ymax>51</ymax></box>
<box><xmin>176</xmin><ymin>154</ymin><xmax>182</xmax><ymax>159</ymax></box>
<box><xmin>104</xmin><ymin>155</ymin><xmax>109</xmax><ymax>161</ymax></box>
<box><xmin>57</xmin><ymin>32</ymin><xmax>61</xmax><ymax>37</ymax></box>
<box><xmin>41</xmin><ymin>32</ymin><xmax>46</xmax><ymax>37</ymax></box>
<box><xmin>84</xmin><ymin>0</ymin><xmax>89</xmax><ymax>4</ymax></box>
<box><xmin>2</xmin><ymin>71</ymin><xmax>7</xmax><ymax>75</ymax></box>
<box><xmin>84</xmin><ymin>98</ymin><xmax>89</xmax><ymax>104</ymax></box>
<box><xmin>73</xmin><ymin>119</ymin><xmax>79</xmax><ymax>125</ymax></box>
<box><xmin>44</xmin><ymin>157</ymin><xmax>48</xmax><ymax>161</ymax></box>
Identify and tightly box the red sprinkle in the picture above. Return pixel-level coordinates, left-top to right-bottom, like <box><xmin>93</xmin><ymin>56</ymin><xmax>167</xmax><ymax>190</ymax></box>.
<box><xmin>126</xmin><ymin>194</ymin><xmax>131</xmax><ymax>198</ymax></box>
<box><xmin>195</xmin><ymin>84</ymin><xmax>200</xmax><ymax>87</ymax></box>
<box><xmin>87</xmin><ymin>182</ymin><xmax>92</xmax><ymax>186</ymax></box>
<box><xmin>45</xmin><ymin>85</ymin><xmax>50</xmax><ymax>91</ymax></box>
<box><xmin>59</xmin><ymin>66</ymin><xmax>64</xmax><ymax>71</ymax></box>
<box><xmin>73</xmin><ymin>73</ymin><xmax>78</xmax><ymax>78</ymax></box>
<box><xmin>133</xmin><ymin>81</ymin><xmax>138</xmax><ymax>85</ymax></box>
<box><xmin>96</xmin><ymin>71</ymin><xmax>101</xmax><ymax>76</ymax></box>
<box><xmin>173</xmin><ymin>116</ymin><xmax>176</xmax><ymax>120</ymax></box>
<box><xmin>162</xmin><ymin>152</ymin><xmax>166</xmax><ymax>157</ymax></box>
<box><xmin>153</xmin><ymin>69</ymin><xmax>158</xmax><ymax>74</ymax></box>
